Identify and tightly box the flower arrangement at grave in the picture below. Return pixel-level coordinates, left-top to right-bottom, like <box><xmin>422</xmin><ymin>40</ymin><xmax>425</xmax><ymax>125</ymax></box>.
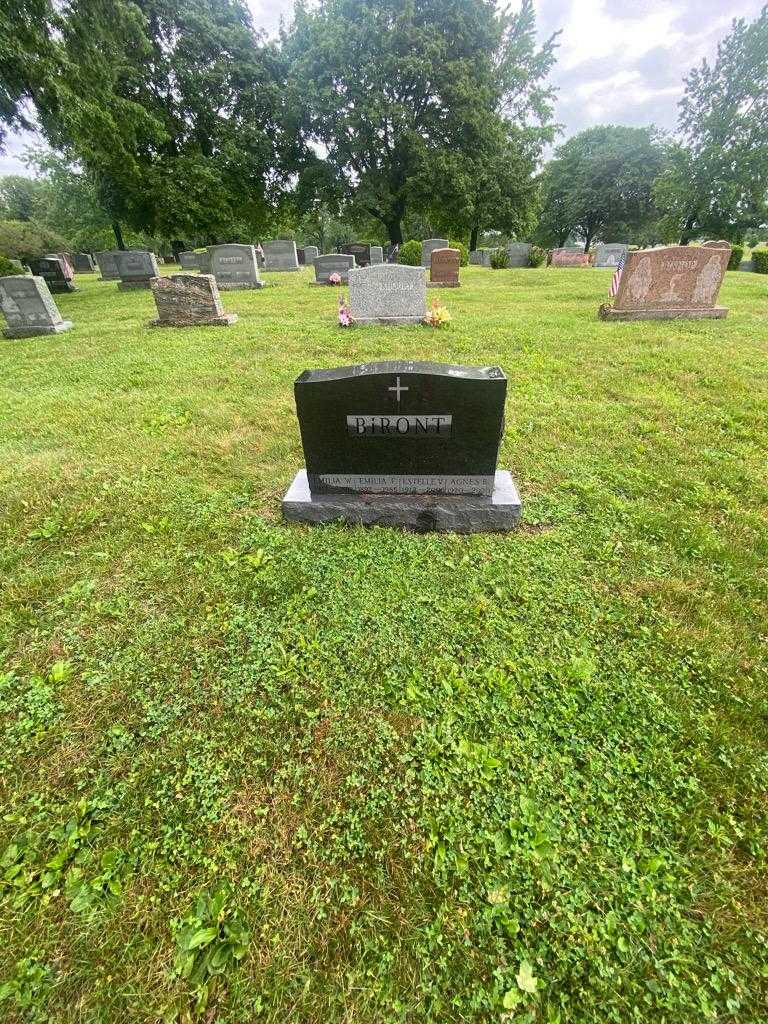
<box><xmin>328</xmin><ymin>272</ymin><xmax>341</xmax><ymax>285</ymax></box>
<box><xmin>423</xmin><ymin>298</ymin><xmax>452</xmax><ymax>327</ymax></box>
<box><xmin>338</xmin><ymin>293</ymin><xmax>354</xmax><ymax>326</ymax></box>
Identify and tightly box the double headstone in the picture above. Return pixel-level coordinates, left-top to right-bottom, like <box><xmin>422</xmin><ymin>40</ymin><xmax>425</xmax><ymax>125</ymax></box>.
<box><xmin>551</xmin><ymin>249</ymin><xmax>591</xmax><ymax>267</ymax></box>
<box><xmin>421</xmin><ymin>238</ymin><xmax>449</xmax><ymax>267</ymax></box>
<box><xmin>313</xmin><ymin>253</ymin><xmax>355</xmax><ymax>285</ymax></box>
<box><xmin>506</xmin><ymin>243</ymin><xmax>532</xmax><ymax>268</ymax></box>
<box><xmin>348</xmin><ymin>264</ymin><xmax>426</xmax><ymax>325</ymax></box>
<box><xmin>178</xmin><ymin>251</ymin><xmax>199</xmax><ymax>271</ymax></box>
<box><xmin>30</xmin><ymin>257</ymin><xmax>77</xmax><ymax>293</ymax></box>
<box><xmin>595</xmin><ymin>243</ymin><xmax>629</xmax><ymax>268</ymax></box>
<box><xmin>428</xmin><ymin>248</ymin><xmax>460</xmax><ymax>287</ymax></box>
<box><xmin>469</xmin><ymin>250</ymin><xmax>491</xmax><ymax>267</ymax></box>
<box><xmin>599</xmin><ymin>244</ymin><xmax>730</xmax><ymax>321</ymax></box>
<box><xmin>115</xmin><ymin>250</ymin><xmax>160</xmax><ymax>290</ymax></box>
<box><xmin>282</xmin><ymin>360</ymin><xmax>521</xmax><ymax>532</ymax></box>
<box><xmin>149</xmin><ymin>274</ymin><xmax>237</xmax><ymax>327</ymax></box>
<box><xmin>263</xmin><ymin>240</ymin><xmax>299</xmax><ymax>271</ymax></box>
<box><xmin>208</xmin><ymin>244</ymin><xmax>263</xmax><ymax>290</ymax></box>
<box><xmin>341</xmin><ymin>243</ymin><xmax>371</xmax><ymax>267</ymax></box>
<box><xmin>369</xmin><ymin>246</ymin><xmax>383</xmax><ymax>265</ymax></box>
<box><xmin>95</xmin><ymin>251</ymin><xmax>120</xmax><ymax>281</ymax></box>
<box><xmin>73</xmin><ymin>252</ymin><xmax>96</xmax><ymax>273</ymax></box>
<box><xmin>0</xmin><ymin>275</ymin><xmax>73</xmax><ymax>338</ymax></box>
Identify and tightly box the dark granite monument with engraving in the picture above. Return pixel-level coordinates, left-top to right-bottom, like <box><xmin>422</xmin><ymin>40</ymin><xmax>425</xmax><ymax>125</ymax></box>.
<box><xmin>341</xmin><ymin>242</ymin><xmax>372</xmax><ymax>267</ymax></box>
<box><xmin>73</xmin><ymin>252</ymin><xmax>96</xmax><ymax>273</ymax></box>
<box><xmin>282</xmin><ymin>360</ymin><xmax>521</xmax><ymax>532</ymax></box>
<box><xmin>29</xmin><ymin>256</ymin><xmax>77</xmax><ymax>293</ymax></box>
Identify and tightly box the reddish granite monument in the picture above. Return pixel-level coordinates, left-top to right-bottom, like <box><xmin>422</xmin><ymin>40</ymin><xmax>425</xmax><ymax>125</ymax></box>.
<box><xmin>599</xmin><ymin>243</ymin><xmax>730</xmax><ymax>321</ymax></box>
<box><xmin>551</xmin><ymin>249</ymin><xmax>591</xmax><ymax>267</ymax></box>
<box><xmin>428</xmin><ymin>248</ymin><xmax>460</xmax><ymax>288</ymax></box>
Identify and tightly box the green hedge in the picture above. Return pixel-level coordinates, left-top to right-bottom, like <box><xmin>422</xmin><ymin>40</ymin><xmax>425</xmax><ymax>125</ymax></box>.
<box><xmin>0</xmin><ymin>220</ymin><xmax>70</xmax><ymax>264</ymax></box>
<box><xmin>448</xmin><ymin>239</ymin><xmax>468</xmax><ymax>266</ymax></box>
<box><xmin>529</xmin><ymin>245</ymin><xmax>546</xmax><ymax>268</ymax></box>
<box><xmin>397</xmin><ymin>239</ymin><xmax>422</xmax><ymax>266</ymax></box>
<box><xmin>489</xmin><ymin>247</ymin><xmax>509</xmax><ymax>270</ymax></box>
<box><xmin>0</xmin><ymin>254</ymin><xmax>26</xmax><ymax>276</ymax></box>
<box><xmin>751</xmin><ymin>248</ymin><xmax>768</xmax><ymax>273</ymax></box>
<box><xmin>727</xmin><ymin>245</ymin><xmax>744</xmax><ymax>270</ymax></box>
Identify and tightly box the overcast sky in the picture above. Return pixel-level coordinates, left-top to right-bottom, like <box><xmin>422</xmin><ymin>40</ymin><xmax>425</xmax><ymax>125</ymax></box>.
<box><xmin>1</xmin><ymin>0</ymin><xmax>764</xmax><ymax>175</ymax></box>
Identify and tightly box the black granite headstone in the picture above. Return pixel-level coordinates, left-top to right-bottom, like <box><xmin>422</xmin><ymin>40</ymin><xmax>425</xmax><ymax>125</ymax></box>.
<box><xmin>297</xmin><ymin>248</ymin><xmax>306</xmax><ymax>265</ymax></box>
<box><xmin>282</xmin><ymin>361</ymin><xmax>521</xmax><ymax>532</ymax></box>
<box><xmin>340</xmin><ymin>243</ymin><xmax>371</xmax><ymax>267</ymax></box>
<box><xmin>29</xmin><ymin>257</ymin><xmax>77</xmax><ymax>294</ymax></box>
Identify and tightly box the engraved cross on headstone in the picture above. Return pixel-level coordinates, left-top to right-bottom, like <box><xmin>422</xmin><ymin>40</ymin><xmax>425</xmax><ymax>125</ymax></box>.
<box><xmin>388</xmin><ymin>376</ymin><xmax>409</xmax><ymax>407</ymax></box>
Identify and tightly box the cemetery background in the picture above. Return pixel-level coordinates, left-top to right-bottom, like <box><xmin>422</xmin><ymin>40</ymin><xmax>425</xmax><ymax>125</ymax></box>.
<box><xmin>1</xmin><ymin>262</ymin><xmax>767</xmax><ymax>1022</ymax></box>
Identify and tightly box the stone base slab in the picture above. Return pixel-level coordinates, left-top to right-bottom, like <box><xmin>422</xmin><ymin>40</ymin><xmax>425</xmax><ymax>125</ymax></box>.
<box><xmin>148</xmin><ymin>314</ymin><xmax>238</xmax><ymax>328</ymax></box>
<box><xmin>118</xmin><ymin>280</ymin><xmax>153</xmax><ymax>290</ymax></box>
<box><xmin>98</xmin><ymin>276</ymin><xmax>120</xmax><ymax>282</ymax></box>
<box><xmin>262</xmin><ymin>267</ymin><xmax>299</xmax><ymax>272</ymax></box>
<box><xmin>49</xmin><ymin>285</ymin><xmax>77</xmax><ymax>294</ymax></box>
<box><xmin>427</xmin><ymin>282</ymin><xmax>460</xmax><ymax>288</ymax></box>
<box><xmin>353</xmin><ymin>315</ymin><xmax>426</xmax><ymax>326</ymax></box>
<box><xmin>310</xmin><ymin>281</ymin><xmax>349</xmax><ymax>287</ymax></box>
<box><xmin>599</xmin><ymin>303</ymin><xmax>728</xmax><ymax>321</ymax></box>
<box><xmin>216</xmin><ymin>282</ymin><xmax>264</xmax><ymax>290</ymax></box>
<box><xmin>3</xmin><ymin>320</ymin><xmax>73</xmax><ymax>339</ymax></box>
<box><xmin>282</xmin><ymin>469</ymin><xmax>522</xmax><ymax>533</ymax></box>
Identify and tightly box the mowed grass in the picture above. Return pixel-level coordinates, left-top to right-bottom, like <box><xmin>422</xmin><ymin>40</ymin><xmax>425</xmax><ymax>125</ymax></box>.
<box><xmin>1</xmin><ymin>265</ymin><xmax>767</xmax><ymax>1023</ymax></box>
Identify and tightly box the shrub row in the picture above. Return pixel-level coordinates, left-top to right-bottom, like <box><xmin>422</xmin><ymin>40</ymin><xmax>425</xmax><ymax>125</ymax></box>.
<box><xmin>752</xmin><ymin>248</ymin><xmax>768</xmax><ymax>273</ymax></box>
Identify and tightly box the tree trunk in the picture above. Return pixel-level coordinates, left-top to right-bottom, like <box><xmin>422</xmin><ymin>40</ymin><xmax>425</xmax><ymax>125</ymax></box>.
<box><xmin>112</xmin><ymin>222</ymin><xmax>125</xmax><ymax>250</ymax></box>
<box><xmin>583</xmin><ymin>231</ymin><xmax>592</xmax><ymax>252</ymax></box>
<box><xmin>386</xmin><ymin>220</ymin><xmax>403</xmax><ymax>245</ymax></box>
<box><xmin>469</xmin><ymin>226</ymin><xmax>479</xmax><ymax>252</ymax></box>
<box><xmin>679</xmin><ymin>214</ymin><xmax>697</xmax><ymax>245</ymax></box>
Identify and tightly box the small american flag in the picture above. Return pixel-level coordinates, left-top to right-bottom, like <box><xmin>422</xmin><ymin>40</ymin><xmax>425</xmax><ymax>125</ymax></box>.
<box><xmin>256</xmin><ymin>243</ymin><xmax>265</xmax><ymax>259</ymax></box>
<box><xmin>609</xmin><ymin>252</ymin><xmax>627</xmax><ymax>297</ymax></box>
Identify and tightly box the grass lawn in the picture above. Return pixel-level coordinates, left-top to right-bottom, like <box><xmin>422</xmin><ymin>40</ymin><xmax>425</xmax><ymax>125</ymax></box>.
<box><xmin>1</xmin><ymin>265</ymin><xmax>767</xmax><ymax>1023</ymax></box>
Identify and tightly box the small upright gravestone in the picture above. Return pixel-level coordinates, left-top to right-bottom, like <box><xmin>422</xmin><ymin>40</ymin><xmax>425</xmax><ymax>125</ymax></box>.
<box><xmin>551</xmin><ymin>249</ymin><xmax>591</xmax><ymax>267</ymax></box>
<box><xmin>313</xmin><ymin>253</ymin><xmax>355</xmax><ymax>285</ymax></box>
<box><xmin>469</xmin><ymin>250</ymin><xmax>491</xmax><ymax>268</ymax></box>
<box><xmin>369</xmin><ymin>246</ymin><xmax>383</xmax><ymax>265</ymax></box>
<box><xmin>428</xmin><ymin>248</ymin><xmax>460</xmax><ymax>288</ymax></box>
<box><xmin>0</xmin><ymin>275</ymin><xmax>73</xmax><ymax>338</ymax></box>
<box><xmin>281</xmin><ymin>360</ymin><xmax>521</xmax><ymax>532</ymax></box>
<box><xmin>341</xmin><ymin>243</ymin><xmax>371</xmax><ymax>267</ymax></box>
<box><xmin>421</xmin><ymin>238</ymin><xmax>449</xmax><ymax>267</ymax></box>
<box><xmin>303</xmin><ymin>245</ymin><xmax>319</xmax><ymax>265</ymax></box>
<box><xmin>196</xmin><ymin>250</ymin><xmax>212</xmax><ymax>274</ymax></box>
<box><xmin>348</xmin><ymin>264</ymin><xmax>426</xmax><ymax>325</ymax></box>
<box><xmin>506</xmin><ymin>243</ymin><xmax>532</xmax><ymax>268</ymax></box>
<box><xmin>30</xmin><ymin>257</ymin><xmax>77</xmax><ymax>293</ymax></box>
<box><xmin>178</xmin><ymin>251</ymin><xmax>199</xmax><ymax>271</ymax></box>
<box><xmin>115</xmin><ymin>250</ymin><xmax>160</xmax><ymax>290</ymax></box>
<box><xmin>263</xmin><ymin>240</ymin><xmax>299</xmax><ymax>271</ymax></box>
<box><xmin>149</xmin><ymin>274</ymin><xmax>237</xmax><ymax>327</ymax></box>
<box><xmin>599</xmin><ymin>244</ymin><xmax>730</xmax><ymax>321</ymax></box>
<box><xmin>595</xmin><ymin>242</ymin><xmax>629</xmax><ymax>268</ymax></box>
<box><xmin>94</xmin><ymin>251</ymin><xmax>120</xmax><ymax>281</ymax></box>
<box><xmin>72</xmin><ymin>252</ymin><xmax>96</xmax><ymax>273</ymax></box>
<box><xmin>208</xmin><ymin>244</ymin><xmax>263</xmax><ymax>290</ymax></box>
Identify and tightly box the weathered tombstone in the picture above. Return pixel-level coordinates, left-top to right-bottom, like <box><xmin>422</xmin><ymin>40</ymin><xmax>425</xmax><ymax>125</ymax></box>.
<box><xmin>30</xmin><ymin>257</ymin><xmax>77</xmax><ymax>293</ymax></box>
<box><xmin>196</xmin><ymin>250</ymin><xmax>212</xmax><ymax>274</ymax></box>
<box><xmin>72</xmin><ymin>252</ymin><xmax>96</xmax><ymax>273</ymax></box>
<box><xmin>303</xmin><ymin>245</ymin><xmax>319</xmax><ymax>265</ymax></box>
<box><xmin>262</xmin><ymin>240</ymin><xmax>299</xmax><ymax>271</ymax></box>
<box><xmin>595</xmin><ymin>242</ymin><xmax>629</xmax><ymax>268</ymax></box>
<box><xmin>506</xmin><ymin>243</ymin><xmax>532</xmax><ymax>268</ymax></box>
<box><xmin>313</xmin><ymin>253</ymin><xmax>356</xmax><ymax>285</ymax></box>
<box><xmin>369</xmin><ymin>246</ymin><xmax>383</xmax><ymax>265</ymax></box>
<box><xmin>551</xmin><ymin>249</ymin><xmax>591</xmax><ymax>267</ymax></box>
<box><xmin>469</xmin><ymin>249</ymin><xmax>491</xmax><ymax>268</ymax></box>
<box><xmin>149</xmin><ymin>274</ymin><xmax>237</xmax><ymax>327</ymax></box>
<box><xmin>178</xmin><ymin>251</ymin><xmax>199</xmax><ymax>271</ymax></box>
<box><xmin>49</xmin><ymin>253</ymin><xmax>75</xmax><ymax>279</ymax></box>
<box><xmin>421</xmin><ymin>238</ymin><xmax>449</xmax><ymax>267</ymax></box>
<box><xmin>341</xmin><ymin>243</ymin><xmax>372</xmax><ymax>267</ymax></box>
<box><xmin>348</xmin><ymin>264</ymin><xmax>427</xmax><ymax>325</ymax></box>
<box><xmin>0</xmin><ymin>275</ymin><xmax>73</xmax><ymax>338</ymax></box>
<box><xmin>282</xmin><ymin>360</ymin><xmax>521</xmax><ymax>532</ymax></box>
<box><xmin>428</xmin><ymin>248</ymin><xmax>460</xmax><ymax>288</ymax></box>
<box><xmin>94</xmin><ymin>251</ymin><xmax>120</xmax><ymax>281</ymax></box>
<box><xmin>599</xmin><ymin>244</ymin><xmax>730</xmax><ymax>321</ymax></box>
<box><xmin>208</xmin><ymin>243</ymin><xmax>263</xmax><ymax>290</ymax></box>
<box><xmin>115</xmin><ymin>250</ymin><xmax>160</xmax><ymax>290</ymax></box>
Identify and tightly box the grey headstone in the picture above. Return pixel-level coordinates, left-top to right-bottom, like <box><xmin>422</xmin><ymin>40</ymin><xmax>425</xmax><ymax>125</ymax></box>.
<box><xmin>115</xmin><ymin>250</ymin><xmax>160</xmax><ymax>290</ymax></box>
<box><xmin>348</xmin><ymin>264</ymin><xmax>427</xmax><ymax>324</ymax></box>
<box><xmin>178</xmin><ymin>251</ymin><xmax>199</xmax><ymax>271</ymax></box>
<box><xmin>263</xmin><ymin>240</ymin><xmax>299</xmax><ymax>271</ymax></box>
<box><xmin>738</xmin><ymin>259</ymin><xmax>755</xmax><ymax>272</ymax></box>
<box><xmin>281</xmin><ymin>360</ymin><xmax>520</xmax><ymax>532</ymax></box>
<box><xmin>302</xmin><ymin>245</ymin><xmax>319</xmax><ymax>265</ymax></box>
<box><xmin>469</xmin><ymin>250</ymin><xmax>491</xmax><ymax>267</ymax></box>
<box><xmin>313</xmin><ymin>253</ymin><xmax>355</xmax><ymax>285</ymax></box>
<box><xmin>208</xmin><ymin>243</ymin><xmax>263</xmax><ymax>290</ymax></box>
<box><xmin>369</xmin><ymin>246</ymin><xmax>383</xmax><ymax>265</ymax></box>
<box><xmin>29</xmin><ymin>257</ymin><xmax>76</xmax><ymax>293</ymax></box>
<box><xmin>196</xmin><ymin>250</ymin><xmax>212</xmax><ymax>274</ymax></box>
<box><xmin>421</xmin><ymin>238</ymin><xmax>449</xmax><ymax>267</ymax></box>
<box><xmin>149</xmin><ymin>274</ymin><xmax>236</xmax><ymax>327</ymax></box>
<box><xmin>0</xmin><ymin>275</ymin><xmax>73</xmax><ymax>338</ymax></box>
<box><xmin>341</xmin><ymin>243</ymin><xmax>371</xmax><ymax>267</ymax></box>
<box><xmin>72</xmin><ymin>252</ymin><xmax>96</xmax><ymax>273</ymax></box>
<box><xmin>94</xmin><ymin>251</ymin><xmax>120</xmax><ymax>281</ymax></box>
<box><xmin>595</xmin><ymin>242</ymin><xmax>629</xmax><ymax>268</ymax></box>
<box><xmin>506</xmin><ymin>243</ymin><xmax>532</xmax><ymax>268</ymax></box>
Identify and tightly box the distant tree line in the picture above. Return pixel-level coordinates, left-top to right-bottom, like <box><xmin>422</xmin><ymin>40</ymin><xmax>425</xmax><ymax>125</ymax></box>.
<box><xmin>0</xmin><ymin>0</ymin><xmax>766</xmax><ymax>254</ymax></box>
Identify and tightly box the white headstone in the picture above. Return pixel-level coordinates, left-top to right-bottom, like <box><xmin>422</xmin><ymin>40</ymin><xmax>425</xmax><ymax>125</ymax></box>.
<box><xmin>348</xmin><ymin>264</ymin><xmax>427</xmax><ymax>325</ymax></box>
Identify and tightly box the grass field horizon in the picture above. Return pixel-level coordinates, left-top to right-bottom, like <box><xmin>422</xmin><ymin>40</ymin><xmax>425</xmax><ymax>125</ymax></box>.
<box><xmin>1</xmin><ymin>265</ymin><xmax>767</xmax><ymax>1022</ymax></box>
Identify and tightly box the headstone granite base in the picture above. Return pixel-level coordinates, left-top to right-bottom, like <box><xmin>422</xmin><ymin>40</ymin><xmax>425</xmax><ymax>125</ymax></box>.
<box><xmin>3</xmin><ymin>320</ymin><xmax>73</xmax><ymax>339</ymax></box>
<box><xmin>282</xmin><ymin>469</ymin><xmax>521</xmax><ymax>533</ymax></box>
<box><xmin>598</xmin><ymin>304</ymin><xmax>728</xmax><ymax>321</ymax></box>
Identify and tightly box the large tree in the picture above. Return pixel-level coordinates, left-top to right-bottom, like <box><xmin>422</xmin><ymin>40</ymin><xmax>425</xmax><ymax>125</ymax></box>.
<box><xmin>654</xmin><ymin>6</ymin><xmax>768</xmax><ymax>244</ymax></box>
<box><xmin>537</xmin><ymin>125</ymin><xmax>667</xmax><ymax>250</ymax></box>
<box><xmin>284</xmin><ymin>0</ymin><xmax>558</xmax><ymax>245</ymax></box>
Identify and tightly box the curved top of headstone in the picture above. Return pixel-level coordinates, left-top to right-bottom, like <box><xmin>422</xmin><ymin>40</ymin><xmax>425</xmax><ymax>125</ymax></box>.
<box><xmin>296</xmin><ymin>360</ymin><xmax>505</xmax><ymax>384</ymax></box>
<box><xmin>702</xmin><ymin>239</ymin><xmax>732</xmax><ymax>249</ymax></box>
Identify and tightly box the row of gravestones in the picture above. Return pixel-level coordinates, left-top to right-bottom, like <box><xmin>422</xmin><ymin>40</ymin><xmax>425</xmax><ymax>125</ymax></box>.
<box><xmin>468</xmin><ymin>242</ymin><xmax>630</xmax><ymax>268</ymax></box>
<box><xmin>177</xmin><ymin>241</ymin><xmax>387</xmax><ymax>274</ymax></box>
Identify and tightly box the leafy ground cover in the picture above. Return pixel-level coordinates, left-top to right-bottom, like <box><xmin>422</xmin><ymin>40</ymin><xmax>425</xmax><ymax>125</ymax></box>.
<box><xmin>1</xmin><ymin>266</ymin><xmax>767</xmax><ymax>1022</ymax></box>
